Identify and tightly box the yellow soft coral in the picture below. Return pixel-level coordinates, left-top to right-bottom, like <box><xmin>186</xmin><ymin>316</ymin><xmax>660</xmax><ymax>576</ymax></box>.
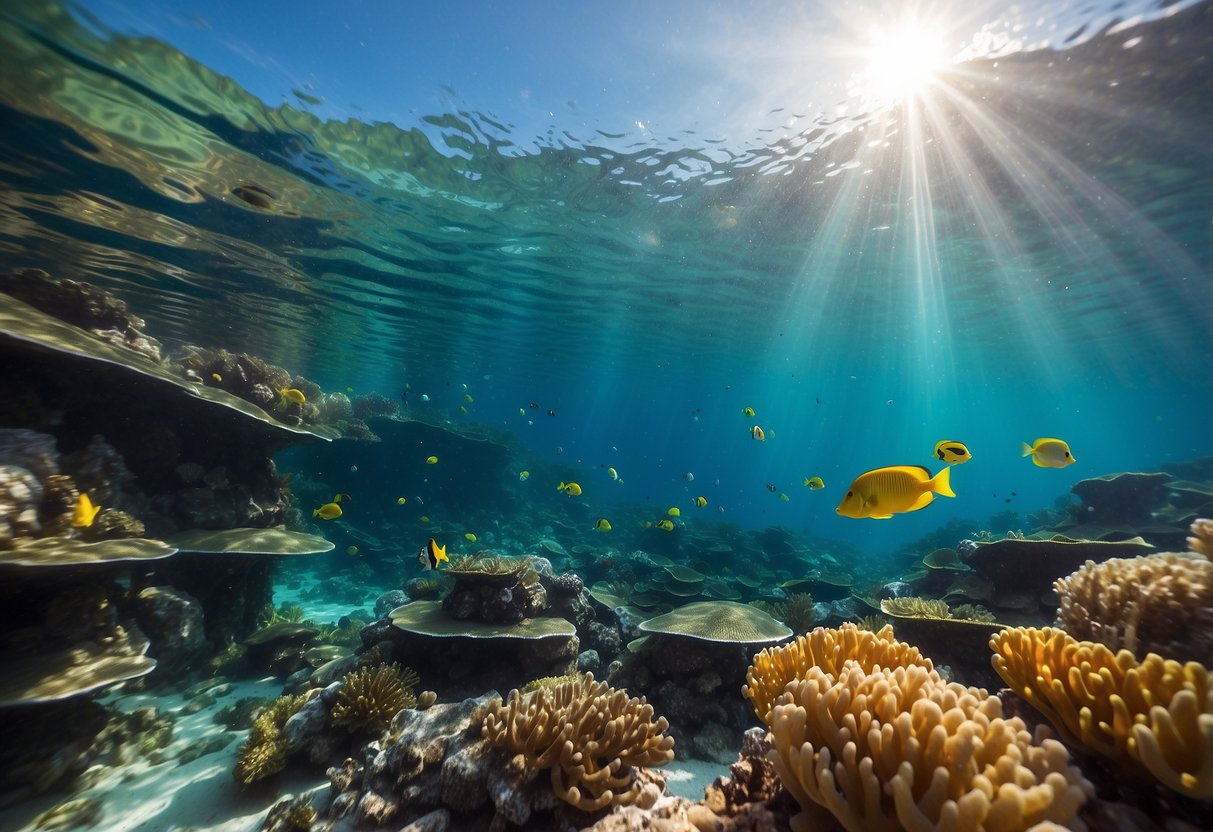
<box><xmin>331</xmin><ymin>662</ymin><xmax>419</xmax><ymax>733</ymax></box>
<box><xmin>233</xmin><ymin>693</ymin><xmax>307</xmax><ymax>785</ymax></box>
<box><xmin>480</xmin><ymin>672</ymin><xmax>674</xmax><ymax>812</ymax></box>
<box><xmin>991</xmin><ymin>626</ymin><xmax>1213</xmax><ymax>798</ymax></box>
<box><xmin>743</xmin><ymin>622</ymin><xmax>931</xmax><ymax>724</ymax></box>
<box><xmin>767</xmin><ymin>660</ymin><xmax>1091</xmax><ymax>832</ymax></box>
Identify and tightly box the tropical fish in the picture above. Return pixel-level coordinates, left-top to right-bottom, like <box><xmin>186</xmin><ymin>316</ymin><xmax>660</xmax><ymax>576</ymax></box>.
<box><xmin>804</xmin><ymin>476</ymin><xmax>825</xmax><ymax>490</ymax></box>
<box><xmin>779</xmin><ymin>493</ymin><xmax>790</xmax><ymax>502</ymax></box>
<box><xmin>742</xmin><ymin>406</ymin><xmax>756</xmax><ymax>418</ymax></box>
<box><xmin>518</xmin><ymin>470</ymin><xmax>530</xmax><ymax>481</ymax></box>
<box><xmin>558</xmin><ymin>481</ymin><xmax>582</xmax><ymax>496</ymax></box>
<box><xmin>1021</xmin><ymin>438</ymin><xmax>1075</xmax><ymax>468</ymax></box>
<box><xmin>211</xmin><ymin>373</ymin><xmax>222</xmax><ymax>383</ymax></box>
<box><xmin>766</xmin><ymin>483</ymin><xmax>777</xmax><ymax>493</ymax></box>
<box><xmin>459</xmin><ymin>406</ymin><xmax>468</xmax><ymax>414</ymax></box>
<box><xmin>313</xmin><ymin>502</ymin><xmax>343</xmax><ymax>520</ymax></box>
<box><xmin>519</xmin><ymin>408</ymin><xmax>526</xmax><ymax>416</ymax></box>
<box><xmin>595</xmin><ymin>518</ymin><xmax>612</xmax><ymax>532</ymax></box>
<box><xmin>464</xmin><ymin>394</ymin><xmax>474</xmax><ymax>403</ymax></box>
<box><xmin>695</xmin><ymin>496</ymin><xmax>708</xmax><ymax>507</ymax></box>
<box><xmin>420</xmin><ymin>394</ymin><xmax>430</xmax><ymax>402</ymax></box>
<box><xmin>346</xmin><ymin>545</ymin><xmax>360</xmax><ymax>556</ymax></box>
<box><xmin>683</xmin><ymin>472</ymin><xmax>694</xmax><ymax>482</ymax></box>
<box><xmin>333</xmin><ymin>492</ymin><xmax>353</xmax><ymax>503</ymax></box>
<box><xmin>608</xmin><ymin>467</ymin><xmax>619</xmax><ymax>481</ymax></box>
<box><xmin>419</xmin><ymin>515</ymin><xmax>430</xmax><ymax>524</ymax></box>
<box><xmin>835</xmin><ymin>465</ymin><xmax>954</xmax><ymax>520</ymax></box>
<box><xmin>656</xmin><ymin>519</ymin><xmax>676</xmax><ymax>532</ymax></box>
<box><xmin>396</xmin><ymin>497</ymin><xmax>407</xmax><ymax>504</ymax></box>
<box><xmin>751</xmin><ymin>425</ymin><xmax>765</xmax><ymax>441</ymax></box>
<box><xmin>346</xmin><ymin>387</ymin><xmax>354</xmax><ymax>393</ymax></box>
<box><xmin>464</xmin><ymin>533</ymin><xmax>477</xmax><ymax>542</ymax></box>
<box><xmin>277</xmin><ymin>387</ymin><xmax>306</xmax><ymax>404</ymax></box>
<box><xmin>426</xmin><ymin>456</ymin><xmax>439</xmax><ymax>464</ymax></box>
<box><xmin>667</xmin><ymin>507</ymin><xmax>681</xmax><ymax>517</ymax></box>
<box><xmin>72</xmin><ymin>493</ymin><xmax>101</xmax><ymax>528</ymax></box>
<box><xmin>418</xmin><ymin>538</ymin><xmax>447</xmax><ymax>570</ymax></box>
<box><xmin>934</xmin><ymin>441</ymin><xmax>972</xmax><ymax>464</ymax></box>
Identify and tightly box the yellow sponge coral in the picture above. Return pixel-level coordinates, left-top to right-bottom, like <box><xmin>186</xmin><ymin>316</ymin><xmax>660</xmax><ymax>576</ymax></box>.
<box><xmin>743</xmin><ymin>622</ymin><xmax>931</xmax><ymax>724</ymax></box>
<box><xmin>768</xmin><ymin>660</ymin><xmax>1091</xmax><ymax>832</ymax></box>
<box><xmin>480</xmin><ymin>672</ymin><xmax>675</xmax><ymax>812</ymax></box>
<box><xmin>991</xmin><ymin>626</ymin><xmax>1213</xmax><ymax>798</ymax></box>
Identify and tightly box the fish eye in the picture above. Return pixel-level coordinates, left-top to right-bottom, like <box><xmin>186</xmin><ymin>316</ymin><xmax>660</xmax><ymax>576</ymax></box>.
<box><xmin>846</xmin><ymin>491</ymin><xmax>853</xmax><ymax>498</ymax></box>
<box><xmin>1064</xmin><ymin>451</ymin><xmax>1071</xmax><ymax>457</ymax></box>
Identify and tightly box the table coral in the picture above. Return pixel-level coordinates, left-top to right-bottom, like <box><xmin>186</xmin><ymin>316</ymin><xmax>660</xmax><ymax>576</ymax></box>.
<box><xmin>743</xmin><ymin>622</ymin><xmax>931</xmax><ymax>724</ymax></box>
<box><xmin>767</xmin><ymin>660</ymin><xmax>1091</xmax><ymax>832</ymax></box>
<box><xmin>480</xmin><ymin>672</ymin><xmax>675</xmax><ymax>812</ymax></box>
<box><xmin>991</xmin><ymin>626</ymin><xmax>1213</xmax><ymax>798</ymax></box>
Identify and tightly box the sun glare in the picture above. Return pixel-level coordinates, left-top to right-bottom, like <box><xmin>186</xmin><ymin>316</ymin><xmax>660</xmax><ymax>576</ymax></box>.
<box><xmin>861</xmin><ymin>20</ymin><xmax>949</xmax><ymax>105</ymax></box>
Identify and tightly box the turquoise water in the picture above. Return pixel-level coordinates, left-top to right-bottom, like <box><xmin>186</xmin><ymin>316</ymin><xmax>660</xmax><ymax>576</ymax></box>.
<box><xmin>0</xmin><ymin>0</ymin><xmax>1209</xmax><ymax>562</ymax></box>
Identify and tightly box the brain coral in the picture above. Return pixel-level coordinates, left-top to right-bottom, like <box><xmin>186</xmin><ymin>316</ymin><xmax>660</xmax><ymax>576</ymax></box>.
<box><xmin>743</xmin><ymin>622</ymin><xmax>931</xmax><ymax>724</ymax></box>
<box><xmin>991</xmin><ymin>626</ymin><xmax>1213</xmax><ymax>798</ymax></box>
<box><xmin>480</xmin><ymin>672</ymin><xmax>675</xmax><ymax>812</ymax></box>
<box><xmin>1054</xmin><ymin>552</ymin><xmax>1213</xmax><ymax>665</ymax></box>
<box><xmin>768</xmin><ymin>660</ymin><xmax>1091</xmax><ymax>832</ymax></box>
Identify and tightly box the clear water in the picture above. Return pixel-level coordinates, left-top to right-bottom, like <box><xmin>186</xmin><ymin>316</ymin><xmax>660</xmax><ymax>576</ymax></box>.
<box><xmin>0</xmin><ymin>0</ymin><xmax>1209</xmax><ymax>563</ymax></box>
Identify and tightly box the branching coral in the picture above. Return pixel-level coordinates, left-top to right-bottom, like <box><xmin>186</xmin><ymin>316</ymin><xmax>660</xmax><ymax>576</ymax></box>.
<box><xmin>480</xmin><ymin>672</ymin><xmax>675</xmax><ymax>812</ymax></box>
<box><xmin>233</xmin><ymin>693</ymin><xmax>307</xmax><ymax>785</ymax></box>
<box><xmin>991</xmin><ymin>626</ymin><xmax>1213</xmax><ymax>798</ymax></box>
<box><xmin>880</xmin><ymin>596</ymin><xmax>952</xmax><ymax>619</ymax></box>
<box><xmin>331</xmin><ymin>663</ymin><xmax>419</xmax><ymax>733</ymax></box>
<box><xmin>743</xmin><ymin>622</ymin><xmax>931</xmax><ymax>724</ymax></box>
<box><xmin>768</xmin><ymin>660</ymin><xmax>1091</xmax><ymax>832</ymax></box>
<box><xmin>1054</xmin><ymin>552</ymin><xmax>1213</xmax><ymax>664</ymax></box>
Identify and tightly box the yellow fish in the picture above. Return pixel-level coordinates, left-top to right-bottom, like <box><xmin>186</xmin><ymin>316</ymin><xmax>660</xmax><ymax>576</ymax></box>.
<box><xmin>346</xmin><ymin>387</ymin><xmax>354</xmax><ymax>393</ymax></box>
<box><xmin>608</xmin><ymin>467</ymin><xmax>618</xmax><ymax>480</ymax></box>
<box><xmin>464</xmin><ymin>394</ymin><xmax>474</xmax><ymax>403</ymax></box>
<box><xmin>656</xmin><ymin>518</ymin><xmax>676</xmax><ymax>532</ymax></box>
<box><xmin>595</xmin><ymin>518</ymin><xmax>612</xmax><ymax>532</ymax></box>
<box><xmin>835</xmin><ymin>465</ymin><xmax>954</xmax><ymax>520</ymax></box>
<box><xmin>426</xmin><ymin>456</ymin><xmax>439</xmax><ymax>465</ymax></box>
<box><xmin>418</xmin><ymin>538</ymin><xmax>447</xmax><ymax>570</ymax></box>
<box><xmin>333</xmin><ymin>492</ymin><xmax>353</xmax><ymax>503</ymax></box>
<box><xmin>1022</xmin><ymin>438</ymin><xmax>1075</xmax><ymax>468</ymax></box>
<box><xmin>934</xmin><ymin>440</ymin><xmax>972</xmax><ymax>464</ymax></box>
<box><xmin>211</xmin><ymin>373</ymin><xmax>222</xmax><ymax>383</ymax></box>
<box><xmin>396</xmin><ymin>497</ymin><xmax>407</xmax><ymax>504</ymax></box>
<box><xmin>419</xmin><ymin>515</ymin><xmax>430</xmax><ymax>524</ymax></box>
<box><xmin>751</xmin><ymin>425</ymin><xmax>765</xmax><ymax>441</ymax></box>
<box><xmin>804</xmin><ymin>476</ymin><xmax>825</xmax><ymax>490</ymax></box>
<box><xmin>519</xmin><ymin>408</ymin><xmax>526</xmax><ymax>416</ymax></box>
<box><xmin>518</xmin><ymin>470</ymin><xmax>530</xmax><ymax>481</ymax></box>
<box><xmin>277</xmin><ymin>387</ymin><xmax>306</xmax><ymax>404</ymax></box>
<box><xmin>695</xmin><ymin>496</ymin><xmax>708</xmax><ymax>507</ymax></box>
<box><xmin>346</xmin><ymin>545</ymin><xmax>360</xmax><ymax>556</ymax></box>
<box><xmin>72</xmin><ymin>493</ymin><xmax>101</xmax><ymax>528</ymax></box>
<box><xmin>313</xmin><ymin>502</ymin><xmax>342</xmax><ymax>520</ymax></box>
<box><xmin>667</xmin><ymin>507</ymin><xmax>681</xmax><ymax>517</ymax></box>
<box><xmin>459</xmin><ymin>406</ymin><xmax>468</xmax><ymax>414</ymax></box>
<box><xmin>464</xmin><ymin>533</ymin><xmax>477</xmax><ymax>542</ymax></box>
<box><xmin>742</xmin><ymin>406</ymin><xmax>756</xmax><ymax>418</ymax></box>
<box><xmin>779</xmin><ymin>493</ymin><xmax>789</xmax><ymax>502</ymax></box>
<box><xmin>558</xmin><ymin>481</ymin><xmax>582</xmax><ymax>496</ymax></box>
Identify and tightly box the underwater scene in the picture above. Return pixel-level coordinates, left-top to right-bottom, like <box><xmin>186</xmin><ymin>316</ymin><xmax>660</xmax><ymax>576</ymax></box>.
<box><xmin>0</xmin><ymin>0</ymin><xmax>1211</xmax><ymax>829</ymax></box>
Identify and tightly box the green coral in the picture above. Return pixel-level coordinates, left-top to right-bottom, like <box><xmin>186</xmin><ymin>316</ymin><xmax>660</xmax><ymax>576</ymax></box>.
<box><xmin>233</xmin><ymin>693</ymin><xmax>307</xmax><ymax>785</ymax></box>
<box><xmin>880</xmin><ymin>596</ymin><xmax>953</xmax><ymax>619</ymax></box>
<box><xmin>331</xmin><ymin>663</ymin><xmax>419</xmax><ymax>733</ymax></box>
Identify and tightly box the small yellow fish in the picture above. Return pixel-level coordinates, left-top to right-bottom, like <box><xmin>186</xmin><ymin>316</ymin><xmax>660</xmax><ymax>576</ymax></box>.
<box><xmin>695</xmin><ymin>496</ymin><xmax>708</xmax><ymax>507</ymax></box>
<box><xmin>464</xmin><ymin>533</ymin><xmax>477</xmax><ymax>542</ymax></box>
<box><xmin>419</xmin><ymin>515</ymin><xmax>431</xmax><ymax>524</ymax></box>
<box><xmin>211</xmin><ymin>373</ymin><xmax>222</xmax><ymax>383</ymax></box>
<box><xmin>518</xmin><ymin>470</ymin><xmax>530</xmax><ymax>481</ymax></box>
<box><xmin>464</xmin><ymin>393</ymin><xmax>474</xmax><ymax>403</ymax></box>
<box><xmin>804</xmin><ymin>476</ymin><xmax>825</xmax><ymax>490</ymax></box>
<box><xmin>595</xmin><ymin>518</ymin><xmax>612</xmax><ymax>532</ymax></box>
<box><xmin>608</xmin><ymin>467</ymin><xmax>618</xmax><ymax>480</ymax></box>
<box><xmin>72</xmin><ymin>493</ymin><xmax>101</xmax><ymax>528</ymax></box>
<box><xmin>1021</xmin><ymin>438</ymin><xmax>1075</xmax><ymax>469</ymax></box>
<box><xmin>346</xmin><ymin>545</ymin><xmax>360</xmax><ymax>556</ymax></box>
<box><xmin>278</xmin><ymin>387</ymin><xmax>306</xmax><ymax>404</ymax></box>
<box><xmin>418</xmin><ymin>538</ymin><xmax>447</xmax><ymax>570</ymax></box>
<box><xmin>426</xmin><ymin>456</ymin><xmax>439</xmax><ymax>465</ymax></box>
<box><xmin>835</xmin><ymin>465</ymin><xmax>954</xmax><ymax>520</ymax></box>
<box><xmin>934</xmin><ymin>441</ymin><xmax>972</xmax><ymax>464</ymax></box>
<box><xmin>519</xmin><ymin>408</ymin><xmax>526</xmax><ymax>416</ymax></box>
<box><xmin>667</xmin><ymin>507</ymin><xmax>681</xmax><ymax>517</ymax></box>
<box><xmin>459</xmin><ymin>406</ymin><xmax>468</xmax><ymax>414</ymax></box>
<box><xmin>313</xmin><ymin>502</ymin><xmax>343</xmax><ymax>520</ymax></box>
<box><xmin>751</xmin><ymin>425</ymin><xmax>765</xmax><ymax>441</ymax></box>
<box><xmin>333</xmin><ymin>492</ymin><xmax>353</xmax><ymax>503</ymax></box>
<box><xmin>656</xmin><ymin>518</ymin><xmax>676</xmax><ymax>532</ymax></box>
<box><xmin>779</xmin><ymin>493</ymin><xmax>789</xmax><ymax>502</ymax></box>
<box><xmin>558</xmin><ymin>481</ymin><xmax>582</xmax><ymax>496</ymax></box>
<box><xmin>346</xmin><ymin>387</ymin><xmax>354</xmax><ymax>393</ymax></box>
<box><xmin>742</xmin><ymin>406</ymin><xmax>756</xmax><ymax>418</ymax></box>
<box><xmin>396</xmin><ymin>497</ymin><xmax>407</xmax><ymax>504</ymax></box>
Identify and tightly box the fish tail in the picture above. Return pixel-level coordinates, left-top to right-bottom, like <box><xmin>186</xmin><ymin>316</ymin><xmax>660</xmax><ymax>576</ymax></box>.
<box><xmin>930</xmin><ymin>465</ymin><xmax>955</xmax><ymax>498</ymax></box>
<box><xmin>1020</xmin><ymin>441</ymin><xmax>1033</xmax><ymax>457</ymax></box>
<box><xmin>557</xmin><ymin>482</ymin><xmax>565</xmax><ymax>492</ymax></box>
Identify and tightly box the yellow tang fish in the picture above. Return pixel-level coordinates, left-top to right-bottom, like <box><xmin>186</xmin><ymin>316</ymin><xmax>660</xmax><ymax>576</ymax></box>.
<box><xmin>333</xmin><ymin>492</ymin><xmax>352</xmax><ymax>503</ymax></box>
<box><xmin>464</xmin><ymin>533</ymin><xmax>477</xmax><ymax>542</ymax></box>
<box><xmin>396</xmin><ymin>497</ymin><xmax>407</xmax><ymax>504</ymax></box>
<box><xmin>595</xmin><ymin>518</ymin><xmax>612</xmax><ymax>532</ymax></box>
<box><xmin>804</xmin><ymin>476</ymin><xmax>825</xmax><ymax>490</ymax></box>
<box><xmin>779</xmin><ymin>493</ymin><xmax>789</xmax><ymax>502</ymax></box>
<box><xmin>426</xmin><ymin>456</ymin><xmax>439</xmax><ymax>465</ymax></box>
<box><xmin>835</xmin><ymin>465</ymin><xmax>954</xmax><ymax>520</ymax></box>
<box><xmin>419</xmin><ymin>515</ymin><xmax>431</xmax><ymax>524</ymax></box>
<box><xmin>72</xmin><ymin>493</ymin><xmax>102</xmax><ymax>528</ymax></box>
<box><xmin>1021</xmin><ymin>438</ymin><xmax>1075</xmax><ymax>468</ymax></box>
<box><xmin>608</xmin><ymin>467</ymin><xmax>618</xmax><ymax>480</ymax></box>
<box><xmin>346</xmin><ymin>387</ymin><xmax>354</xmax><ymax>393</ymax></box>
<box><xmin>278</xmin><ymin>387</ymin><xmax>306</xmax><ymax>404</ymax></box>
<box><xmin>656</xmin><ymin>518</ymin><xmax>676</xmax><ymax>532</ymax></box>
<box><xmin>934</xmin><ymin>440</ymin><xmax>972</xmax><ymax>464</ymax></box>
<box><xmin>418</xmin><ymin>538</ymin><xmax>447</xmax><ymax>570</ymax></box>
<box><xmin>695</xmin><ymin>496</ymin><xmax>708</xmax><ymax>507</ymax></box>
<box><xmin>464</xmin><ymin>393</ymin><xmax>474</xmax><ymax>403</ymax></box>
<box><xmin>518</xmin><ymin>470</ymin><xmax>530</xmax><ymax>481</ymax></box>
<box><xmin>667</xmin><ymin>507</ymin><xmax>681</xmax><ymax>517</ymax></box>
<box><xmin>558</xmin><ymin>481</ymin><xmax>582</xmax><ymax>496</ymax></box>
<box><xmin>742</xmin><ymin>406</ymin><xmax>756</xmax><ymax>418</ymax></box>
<box><xmin>211</xmin><ymin>373</ymin><xmax>222</xmax><ymax>383</ymax></box>
<box><xmin>459</xmin><ymin>406</ymin><xmax>468</xmax><ymax>414</ymax></box>
<box><xmin>313</xmin><ymin>502</ymin><xmax>343</xmax><ymax>520</ymax></box>
<box><xmin>751</xmin><ymin>425</ymin><xmax>765</xmax><ymax>441</ymax></box>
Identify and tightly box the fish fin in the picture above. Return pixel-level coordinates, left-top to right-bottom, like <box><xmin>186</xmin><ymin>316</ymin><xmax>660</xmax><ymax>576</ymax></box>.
<box><xmin>930</xmin><ymin>465</ymin><xmax>955</xmax><ymax>498</ymax></box>
<box><xmin>906</xmin><ymin>492</ymin><xmax>936</xmax><ymax>512</ymax></box>
<box><xmin>1021</xmin><ymin>442</ymin><xmax>1034</xmax><ymax>457</ymax></box>
<box><xmin>871</xmin><ymin>514</ymin><xmax>894</xmax><ymax>520</ymax></box>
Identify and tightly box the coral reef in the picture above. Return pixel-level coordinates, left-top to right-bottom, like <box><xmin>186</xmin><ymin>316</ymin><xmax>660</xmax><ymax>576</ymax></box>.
<box><xmin>879</xmin><ymin>595</ymin><xmax>952</xmax><ymax>619</ymax></box>
<box><xmin>442</xmin><ymin>553</ymin><xmax>547</xmax><ymax>624</ymax></box>
<box><xmin>480</xmin><ymin>672</ymin><xmax>675</xmax><ymax>811</ymax></box>
<box><xmin>330</xmin><ymin>663</ymin><xmax>419</xmax><ymax>734</ymax></box>
<box><xmin>1054</xmin><ymin>551</ymin><xmax>1213</xmax><ymax>664</ymax></box>
<box><xmin>991</xmin><ymin>626</ymin><xmax>1213</xmax><ymax>798</ymax></box>
<box><xmin>233</xmin><ymin>693</ymin><xmax>309</xmax><ymax>785</ymax></box>
<box><xmin>749</xmin><ymin>593</ymin><xmax>816</xmax><ymax>635</ymax></box>
<box><xmin>768</xmin><ymin>659</ymin><xmax>1092</xmax><ymax>831</ymax></box>
<box><xmin>1190</xmin><ymin>518</ymin><xmax>1212</xmax><ymax>556</ymax></box>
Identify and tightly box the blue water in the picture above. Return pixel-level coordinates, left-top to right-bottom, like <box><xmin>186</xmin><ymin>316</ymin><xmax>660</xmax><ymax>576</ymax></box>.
<box><xmin>0</xmin><ymin>0</ymin><xmax>1210</xmax><ymax>561</ymax></box>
